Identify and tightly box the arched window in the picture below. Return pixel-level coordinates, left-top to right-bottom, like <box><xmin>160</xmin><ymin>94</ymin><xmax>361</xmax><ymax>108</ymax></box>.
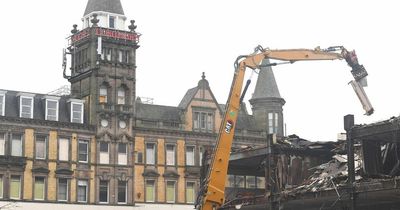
<box><xmin>117</xmin><ymin>88</ymin><xmax>125</xmax><ymax>105</ymax></box>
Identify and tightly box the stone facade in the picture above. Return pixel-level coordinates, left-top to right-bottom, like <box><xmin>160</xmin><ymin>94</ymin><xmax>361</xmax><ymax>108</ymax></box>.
<box><xmin>0</xmin><ymin>0</ymin><xmax>284</xmax><ymax>208</ymax></box>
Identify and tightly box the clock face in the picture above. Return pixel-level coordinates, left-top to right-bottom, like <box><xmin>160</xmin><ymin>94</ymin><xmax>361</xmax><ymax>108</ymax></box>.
<box><xmin>119</xmin><ymin>120</ymin><xmax>127</xmax><ymax>129</ymax></box>
<box><xmin>101</xmin><ymin>119</ymin><xmax>109</xmax><ymax>127</ymax></box>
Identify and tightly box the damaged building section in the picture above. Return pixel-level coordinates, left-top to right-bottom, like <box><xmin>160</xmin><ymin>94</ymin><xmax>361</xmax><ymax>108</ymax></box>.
<box><xmin>206</xmin><ymin>116</ymin><xmax>400</xmax><ymax>210</ymax></box>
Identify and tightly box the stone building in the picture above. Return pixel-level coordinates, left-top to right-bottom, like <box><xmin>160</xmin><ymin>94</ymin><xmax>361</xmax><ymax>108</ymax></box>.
<box><xmin>0</xmin><ymin>0</ymin><xmax>285</xmax><ymax>209</ymax></box>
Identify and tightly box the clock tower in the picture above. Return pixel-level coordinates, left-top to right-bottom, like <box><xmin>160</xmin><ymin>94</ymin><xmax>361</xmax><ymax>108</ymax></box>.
<box><xmin>65</xmin><ymin>0</ymin><xmax>139</xmax><ymax>204</ymax></box>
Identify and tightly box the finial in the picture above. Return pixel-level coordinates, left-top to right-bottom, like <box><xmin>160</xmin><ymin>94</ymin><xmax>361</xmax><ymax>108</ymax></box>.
<box><xmin>91</xmin><ymin>14</ymin><xmax>99</xmax><ymax>27</ymax></box>
<box><xmin>129</xmin><ymin>20</ymin><xmax>137</xmax><ymax>32</ymax></box>
<box><xmin>71</xmin><ymin>24</ymin><xmax>78</xmax><ymax>34</ymax></box>
<box><xmin>202</xmin><ymin>72</ymin><xmax>205</xmax><ymax>80</ymax></box>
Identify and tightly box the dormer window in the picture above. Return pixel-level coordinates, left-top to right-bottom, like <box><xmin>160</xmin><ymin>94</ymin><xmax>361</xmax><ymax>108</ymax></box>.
<box><xmin>117</xmin><ymin>88</ymin><xmax>125</xmax><ymax>105</ymax></box>
<box><xmin>18</xmin><ymin>93</ymin><xmax>35</xmax><ymax>119</ymax></box>
<box><xmin>0</xmin><ymin>90</ymin><xmax>6</xmax><ymax>116</ymax></box>
<box><xmin>193</xmin><ymin>110</ymin><xmax>214</xmax><ymax>132</ymax></box>
<box><xmin>68</xmin><ymin>99</ymin><xmax>84</xmax><ymax>123</ymax></box>
<box><xmin>44</xmin><ymin>96</ymin><xmax>60</xmax><ymax>121</ymax></box>
<box><xmin>109</xmin><ymin>16</ymin><xmax>115</xmax><ymax>28</ymax></box>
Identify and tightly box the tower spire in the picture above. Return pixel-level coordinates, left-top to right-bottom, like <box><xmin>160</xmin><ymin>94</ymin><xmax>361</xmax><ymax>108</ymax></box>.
<box><xmin>249</xmin><ymin>59</ymin><xmax>285</xmax><ymax>136</ymax></box>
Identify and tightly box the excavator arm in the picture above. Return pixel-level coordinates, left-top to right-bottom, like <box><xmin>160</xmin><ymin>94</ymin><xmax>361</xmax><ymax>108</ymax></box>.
<box><xmin>197</xmin><ymin>46</ymin><xmax>373</xmax><ymax>210</ymax></box>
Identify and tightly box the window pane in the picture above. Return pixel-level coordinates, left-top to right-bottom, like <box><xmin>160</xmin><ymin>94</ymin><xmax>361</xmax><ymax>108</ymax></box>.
<box><xmin>72</xmin><ymin>103</ymin><xmax>83</xmax><ymax>123</ymax></box>
<box><xmin>10</xmin><ymin>176</ymin><xmax>20</xmax><ymax>199</ymax></box>
<box><xmin>118</xmin><ymin>144</ymin><xmax>127</xmax><ymax>165</ymax></box>
<box><xmin>99</xmin><ymin>88</ymin><xmax>107</xmax><ymax>103</ymax></box>
<box><xmin>100</xmin><ymin>142</ymin><xmax>108</xmax><ymax>152</ymax></box>
<box><xmin>77</xmin><ymin>180</ymin><xmax>88</xmax><ymax>202</ymax></box>
<box><xmin>166</xmin><ymin>181</ymin><xmax>175</xmax><ymax>203</ymax></box>
<box><xmin>59</xmin><ymin>138</ymin><xmax>69</xmax><ymax>161</ymax></box>
<box><xmin>58</xmin><ymin>178</ymin><xmax>68</xmax><ymax>201</ymax></box>
<box><xmin>34</xmin><ymin>177</ymin><xmax>45</xmax><ymax>200</ymax></box>
<box><xmin>166</xmin><ymin>145</ymin><xmax>175</xmax><ymax>166</ymax></box>
<box><xmin>256</xmin><ymin>177</ymin><xmax>265</xmax><ymax>189</ymax></box>
<box><xmin>145</xmin><ymin>180</ymin><xmax>155</xmax><ymax>202</ymax></box>
<box><xmin>207</xmin><ymin>113</ymin><xmax>213</xmax><ymax>131</ymax></box>
<box><xmin>235</xmin><ymin>176</ymin><xmax>245</xmax><ymax>188</ymax></box>
<box><xmin>78</xmin><ymin>141</ymin><xmax>88</xmax><ymax>162</ymax></box>
<box><xmin>0</xmin><ymin>133</ymin><xmax>5</xmax><ymax>156</ymax></box>
<box><xmin>118</xmin><ymin>181</ymin><xmax>127</xmax><ymax>203</ymax></box>
<box><xmin>99</xmin><ymin>180</ymin><xmax>108</xmax><ymax>203</ymax></box>
<box><xmin>36</xmin><ymin>136</ymin><xmax>46</xmax><ymax>159</ymax></box>
<box><xmin>46</xmin><ymin>100</ymin><xmax>58</xmax><ymax>121</ymax></box>
<box><xmin>0</xmin><ymin>175</ymin><xmax>3</xmax><ymax>198</ymax></box>
<box><xmin>200</xmin><ymin>113</ymin><xmax>206</xmax><ymax>129</ymax></box>
<box><xmin>246</xmin><ymin>176</ymin><xmax>256</xmax><ymax>189</ymax></box>
<box><xmin>226</xmin><ymin>175</ymin><xmax>235</xmax><ymax>187</ymax></box>
<box><xmin>186</xmin><ymin>182</ymin><xmax>195</xmax><ymax>204</ymax></box>
<box><xmin>193</xmin><ymin>112</ymin><xmax>199</xmax><ymax>129</ymax></box>
<box><xmin>117</xmin><ymin>89</ymin><xmax>125</xmax><ymax>105</ymax></box>
<box><xmin>146</xmin><ymin>144</ymin><xmax>155</xmax><ymax>165</ymax></box>
<box><xmin>11</xmin><ymin>135</ymin><xmax>22</xmax><ymax>156</ymax></box>
<box><xmin>109</xmin><ymin>16</ymin><xmax>115</xmax><ymax>28</ymax></box>
<box><xmin>186</xmin><ymin>146</ymin><xmax>194</xmax><ymax>166</ymax></box>
<box><xmin>0</xmin><ymin>95</ymin><xmax>4</xmax><ymax>116</ymax></box>
<box><xmin>21</xmin><ymin>97</ymin><xmax>32</xmax><ymax>118</ymax></box>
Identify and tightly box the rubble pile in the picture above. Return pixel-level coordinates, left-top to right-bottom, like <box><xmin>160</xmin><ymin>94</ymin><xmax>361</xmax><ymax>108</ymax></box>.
<box><xmin>285</xmin><ymin>154</ymin><xmax>361</xmax><ymax>195</ymax></box>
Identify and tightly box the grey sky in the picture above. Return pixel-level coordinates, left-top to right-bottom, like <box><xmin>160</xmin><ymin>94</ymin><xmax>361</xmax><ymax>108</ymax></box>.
<box><xmin>0</xmin><ymin>0</ymin><xmax>399</xmax><ymax>141</ymax></box>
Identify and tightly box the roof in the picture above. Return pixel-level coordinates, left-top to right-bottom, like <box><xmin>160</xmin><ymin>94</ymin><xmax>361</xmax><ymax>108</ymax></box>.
<box><xmin>251</xmin><ymin>59</ymin><xmax>282</xmax><ymax>99</ymax></box>
<box><xmin>84</xmin><ymin>0</ymin><xmax>125</xmax><ymax>16</ymax></box>
<box><xmin>0</xmin><ymin>89</ymin><xmax>84</xmax><ymax>124</ymax></box>
<box><xmin>136</xmin><ymin>102</ymin><xmax>181</xmax><ymax>122</ymax></box>
<box><xmin>178</xmin><ymin>87</ymin><xmax>197</xmax><ymax>109</ymax></box>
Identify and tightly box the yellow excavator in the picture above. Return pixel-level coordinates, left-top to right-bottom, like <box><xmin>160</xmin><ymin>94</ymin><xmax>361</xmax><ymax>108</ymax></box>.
<box><xmin>196</xmin><ymin>46</ymin><xmax>373</xmax><ymax>210</ymax></box>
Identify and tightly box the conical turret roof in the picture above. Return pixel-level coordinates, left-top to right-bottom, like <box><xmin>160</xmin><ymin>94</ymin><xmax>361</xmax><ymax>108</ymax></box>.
<box><xmin>84</xmin><ymin>0</ymin><xmax>125</xmax><ymax>16</ymax></box>
<box><xmin>252</xmin><ymin>59</ymin><xmax>282</xmax><ymax>99</ymax></box>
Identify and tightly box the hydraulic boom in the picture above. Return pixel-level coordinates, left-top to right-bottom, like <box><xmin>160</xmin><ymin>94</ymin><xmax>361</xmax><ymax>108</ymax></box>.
<box><xmin>196</xmin><ymin>46</ymin><xmax>373</xmax><ymax>210</ymax></box>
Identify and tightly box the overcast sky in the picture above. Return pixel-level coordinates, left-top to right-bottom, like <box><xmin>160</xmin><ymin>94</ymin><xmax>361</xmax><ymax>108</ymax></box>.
<box><xmin>0</xmin><ymin>0</ymin><xmax>399</xmax><ymax>141</ymax></box>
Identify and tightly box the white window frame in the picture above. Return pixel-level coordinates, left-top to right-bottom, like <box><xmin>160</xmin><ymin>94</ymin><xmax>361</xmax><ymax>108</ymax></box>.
<box><xmin>57</xmin><ymin>178</ymin><xmax>69</xmax><ymax>201</ymax></box>
<box><xmin>0</xmin><ymin>133</ymin><xmax>5</xmax><ymax>156</ymax></box>
<box><xmin>71</xmin><ymin>102</ymin><xmax>83</xmax><ymax>123</ymax></box>
<box><xmin>45</xmin><ymin>98</ymin><xmax>59</xmax><ymax>121</ymax></box>
<box><xmin>166</xmin><ymin>144</ymin><xmax>175</xmax><ymax>166</ymax></box>
<box><xmin>118</xmin><ymin>143</ymin><xmax>127</xmax><ymax>165</ymax></box>
<box><xmin>268</xmin><ymin>112</ymin><xmax>279</xmax><ymax>134</ymax></box>
<box><xmin>146</xmin><ymin>143</ymin><xmax>156</xmax><ymax>165</ymax></box>
<box><xmin>68</xmin><ymin>99</ymin><xmax>84</xmax><ymax>124</ymax></box>
<box><xmin>11</xmin><ymin>134</ymin><xmax>22</xmax><ymax>157</ymax></box>
<box><xmin>77</xmin><ymin>180</ymin><xmax>88</xmax><ymax>203</ymax></box>
<box><xmin>117</xmin><ymin>181</ymin><xmax>127</xmax><ymax>204</ymax></box>
<box><xmin>35</xmin><ymin>135</ymin><xmax>47</xmax><ymax>160</ymax></box>
<box><xmin>0</xmin><ymin>90</ymin><xmax>6</xmax><ymax>116</ymax></box>
<box><xmin>59</xmin><ymin>138</ymin><xmax>70</xmax><ymax>161</ymax></box>
<box><xmin>99</xmin><ymin>180</ymin><xmax>109</xmax><ymax>204</ymax></box>
<box><xmin>186</xmin><ymin>146</ymin><xmax>195</xmax><ymax>166</ymax></box>
<box><xmin>78</xmin><ymin>140</ymin><xmax>89</xmax><ymax>163</ymax></box>
<box><xmin>18</xmin><ymin>93</ymin><xmax>35</xmax><ymax>119</ymax></box>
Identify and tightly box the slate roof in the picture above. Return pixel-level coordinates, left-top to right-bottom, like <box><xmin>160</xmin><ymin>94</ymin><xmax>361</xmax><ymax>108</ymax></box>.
<box><xmin>84</xmin><ymin>0</ymin><xmax>125</xmax><ymax>16</ymax></box>
<box><xmin>1</xmin><ymin>89</ymin><xmax>82</xmax><ymax>124</ymax></box>
<box><xmin>136</xmin><ymin>102</ymin><xmax>181</xmax><ymax>122</ymax></box>
<box><xmin>178</xmin><ymin>87</ymin><xmax>197</xmax><ymax>109</ymax></box>
<box><xmin>251</xmin><ymin>59</ymin><xmax>282</xmax><ymax>99</ymax></box>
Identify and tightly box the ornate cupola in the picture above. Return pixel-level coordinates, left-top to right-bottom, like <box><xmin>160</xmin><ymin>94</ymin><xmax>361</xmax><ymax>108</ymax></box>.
<box><xmin>249</xmin><ymin>59</ymin><xmax>285</xmax><ymax>136</ymax></box>
<box><xmin>82</xmin><ymin>0</ymin><xmax>126</xmax><ymax>30</ymax></box>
